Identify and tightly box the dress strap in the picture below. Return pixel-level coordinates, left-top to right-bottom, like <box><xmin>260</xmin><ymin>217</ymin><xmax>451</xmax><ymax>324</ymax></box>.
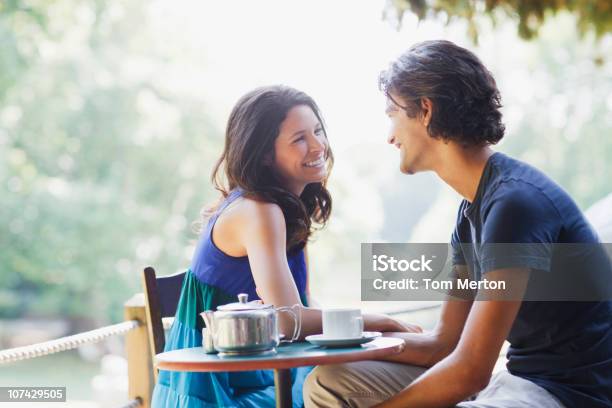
<box><xmin>207</xmin><ymin>188</ymin><xmax>244</xmax><ymax>228</ymax></box>
<box><xmin>217</xmin><ymin>189</ymin><xmax>243</xmax><ymax>213</ymax></box>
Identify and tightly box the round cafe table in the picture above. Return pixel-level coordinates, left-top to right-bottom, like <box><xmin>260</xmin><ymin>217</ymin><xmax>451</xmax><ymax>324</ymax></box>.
<box><xmin>155</xmin><ymin>336</ymin><xmax>405</xmax><ymax>408</ymax></box>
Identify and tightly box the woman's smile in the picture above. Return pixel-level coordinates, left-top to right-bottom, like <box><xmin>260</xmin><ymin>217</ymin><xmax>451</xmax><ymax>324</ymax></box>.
<box><xmin>304</xmin><ymin>155</ymin><xmax>325</xmax><ymax>168</ymax></box>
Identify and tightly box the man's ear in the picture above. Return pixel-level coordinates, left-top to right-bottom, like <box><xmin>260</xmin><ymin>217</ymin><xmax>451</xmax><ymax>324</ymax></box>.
<box><xmin>420</xmin><ymin>98</ymin><xmax>433</xmax><ymax>127</ymax></box>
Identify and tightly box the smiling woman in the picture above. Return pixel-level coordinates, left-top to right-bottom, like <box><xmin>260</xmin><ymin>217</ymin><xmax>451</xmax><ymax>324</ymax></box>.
<box><xmin>152</xmin><ymin>85</ymin><xmax>334</xmax><ymax>407</ymax></box>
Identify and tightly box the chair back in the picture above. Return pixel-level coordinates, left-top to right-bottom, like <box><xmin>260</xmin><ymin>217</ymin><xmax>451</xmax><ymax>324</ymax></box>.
<box><xmin>141</xmin><ymin>266</ymin><xmax>185</xmax><ymax>380</ymax></box>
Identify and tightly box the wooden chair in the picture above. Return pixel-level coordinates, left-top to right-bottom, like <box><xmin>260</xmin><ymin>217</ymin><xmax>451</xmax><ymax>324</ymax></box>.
<box><xmin>141</xmin><ymin>266</ymin><xmax>186</xmax><ymax>381</ymax></box>
<box><xmin>140</xmin><ymin>266</ymin><xmax>295</xmax><ymax>406</ymax></box>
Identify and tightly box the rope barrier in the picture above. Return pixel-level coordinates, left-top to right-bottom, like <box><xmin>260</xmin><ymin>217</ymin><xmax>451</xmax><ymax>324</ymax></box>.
<box><xmin>0</xmin><ymin>319</ymin><xmax>141</xmax><ymax>365</ymax></box>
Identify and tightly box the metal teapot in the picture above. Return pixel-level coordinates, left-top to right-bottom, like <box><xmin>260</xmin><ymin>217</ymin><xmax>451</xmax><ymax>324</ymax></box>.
<box><xmin>200</xmin><ymin>293</ymin><xmax>301</xmax><ymax>355</ymax></box>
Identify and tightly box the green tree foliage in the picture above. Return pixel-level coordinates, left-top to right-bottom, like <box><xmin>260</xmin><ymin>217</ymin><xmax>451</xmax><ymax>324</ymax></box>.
<box><xmin>1</xmin><ymin>1</ymin><xmax>609</xmax><ymax>328</ymax></box>
<box><xmin>386</xmin><ymin>0</ymin><xmax>612</xmax><ymax>41</ymax></box>
<box><xmin>0</xmin><ymin>1</ymin><xmax>219</xmax><ymax>323</ymax></box>
<box><xmin>495</xmin><ymin>15</ymin><xmax>612</xmax><ymax>209</ymax></box>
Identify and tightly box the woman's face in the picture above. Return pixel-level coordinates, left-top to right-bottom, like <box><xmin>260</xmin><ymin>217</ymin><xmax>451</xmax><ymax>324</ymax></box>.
<box><xmin>273</xmin><ymin>105</ymin><xmax>328</xmax><ymax>195</ymax></box>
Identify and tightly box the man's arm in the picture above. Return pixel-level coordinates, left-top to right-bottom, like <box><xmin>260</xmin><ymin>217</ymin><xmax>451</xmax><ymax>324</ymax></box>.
<box><xmin>380</xmin><ymin>265</ymin><xmax>474</xmax><ymax>367</ymax></box>
<box><xmin>375</xmin><ymin>267</ymin><xmax>529</xmax><ymax>408</ymax></box>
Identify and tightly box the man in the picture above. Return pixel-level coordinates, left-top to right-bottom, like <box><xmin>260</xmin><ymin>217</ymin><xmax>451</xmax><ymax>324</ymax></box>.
<box><xmin>304</xmin><ymin>40</ymin><xmax>612</xmax><ymax>408</ymax></box>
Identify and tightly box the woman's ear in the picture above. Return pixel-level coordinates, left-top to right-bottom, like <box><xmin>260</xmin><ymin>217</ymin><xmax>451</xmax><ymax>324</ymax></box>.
<box><xmin>262</xmin><ymin>153</ymin><xmax>273</xmax><ymax>166</ymax></box>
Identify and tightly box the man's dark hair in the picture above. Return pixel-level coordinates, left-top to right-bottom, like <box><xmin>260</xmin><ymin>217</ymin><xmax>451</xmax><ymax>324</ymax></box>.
<box><xmin>379</xmin><ymin>40</ymin><xmax>505</xmax><ymax>147</ymax></box>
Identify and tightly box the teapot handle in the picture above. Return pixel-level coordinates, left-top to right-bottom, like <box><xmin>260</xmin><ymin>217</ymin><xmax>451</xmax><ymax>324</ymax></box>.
<box><xmin>276</xmin><ymin>304</ymin><xmax>301</xmax><ymax>344</ymax></box>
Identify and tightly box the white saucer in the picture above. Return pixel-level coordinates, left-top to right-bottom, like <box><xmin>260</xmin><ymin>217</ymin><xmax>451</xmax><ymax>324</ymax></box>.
<box><xmin>305</xmin><ymin>332</ymin><xmax>382</xmax><ymax>348</ymax></box>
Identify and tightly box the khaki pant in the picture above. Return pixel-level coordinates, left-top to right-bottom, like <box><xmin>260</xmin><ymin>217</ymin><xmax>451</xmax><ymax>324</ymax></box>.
<box><xmin>303</xmin><ymin>361</ymin><xmax>565</xmax><ymax>408</ymax></box>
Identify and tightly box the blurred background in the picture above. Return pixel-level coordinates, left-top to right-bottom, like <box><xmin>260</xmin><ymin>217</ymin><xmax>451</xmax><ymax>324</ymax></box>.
<box><xmin>1</xmin><ymin>0</ymin><xmax>611</xmax><ymax>406</ymax></box>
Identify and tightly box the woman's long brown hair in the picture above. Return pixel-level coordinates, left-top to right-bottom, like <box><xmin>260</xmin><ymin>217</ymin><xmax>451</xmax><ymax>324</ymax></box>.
<box><xmin>203</xmin><ymin>85</ymin><xmax>333</xmax><ymax>250</ymax></box>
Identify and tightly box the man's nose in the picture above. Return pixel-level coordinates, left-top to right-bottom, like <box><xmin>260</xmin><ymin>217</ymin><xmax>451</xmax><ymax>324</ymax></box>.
<box><xmin>387</xmin><ymin>133</ymin><xmax>396</xmax><ymax>145</ymax></box>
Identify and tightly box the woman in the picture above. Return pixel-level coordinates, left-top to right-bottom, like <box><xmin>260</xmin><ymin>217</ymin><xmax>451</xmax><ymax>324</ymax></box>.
<box><xmin>152</xmin><ymin>85</ymin><xmax>419</xmax><ymax>407</ymax></box>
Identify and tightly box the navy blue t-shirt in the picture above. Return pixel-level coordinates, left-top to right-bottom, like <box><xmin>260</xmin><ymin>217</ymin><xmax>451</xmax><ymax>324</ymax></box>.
<box><xmin>451</xmin><ymin>152</ymin><xmax>612</xmax><ymax>407</ymax></box>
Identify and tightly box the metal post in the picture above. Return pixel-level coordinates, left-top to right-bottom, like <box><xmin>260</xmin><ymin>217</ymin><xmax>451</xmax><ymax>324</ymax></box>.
<box><xmin>274</xmin><ymin>368</ymin><xmax>292</xmax><ymax>408</ymax></box>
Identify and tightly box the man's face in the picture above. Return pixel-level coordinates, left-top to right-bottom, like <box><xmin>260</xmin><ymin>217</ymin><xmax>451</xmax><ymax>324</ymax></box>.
<box><xmin>385</xmin><ymin>92</ymin><xmax>434</xmax><ymax>174</ymax></box>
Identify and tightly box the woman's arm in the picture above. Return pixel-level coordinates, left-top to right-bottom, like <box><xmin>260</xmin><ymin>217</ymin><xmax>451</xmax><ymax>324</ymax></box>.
<box><xmin>235</xmin><ymin>200</ymin><xmax>322</xmax><ymax>338</ymax></box>
<box><xmin>232</xmin><ymin>199</ymin><xmax>420</xmax><ymax>338</ymax></box>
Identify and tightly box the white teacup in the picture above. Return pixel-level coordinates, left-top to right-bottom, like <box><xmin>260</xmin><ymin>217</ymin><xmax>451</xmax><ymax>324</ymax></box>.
<box><xmin>322</xmin><ymin>308</ymin><xmax>363</xmax><ymax>339</ymax></box>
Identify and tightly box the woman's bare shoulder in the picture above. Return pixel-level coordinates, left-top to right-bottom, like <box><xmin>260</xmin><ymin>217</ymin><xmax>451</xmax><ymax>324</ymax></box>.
<box><xmin>228</xmin><ymin>196</ymin><xmax>282</xmax><ymax>217</ymax></box>
<box><xmin>218</xmin><ymin>196</ymin><xmax>286</xmax><ymax>232</ymax></box>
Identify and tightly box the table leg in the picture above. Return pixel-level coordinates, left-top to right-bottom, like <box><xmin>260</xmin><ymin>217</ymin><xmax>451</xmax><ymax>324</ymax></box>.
<box><xmin>274</xmin><ymin>368</ymin><xmax>292</xmax><ymax>408</ymax></box>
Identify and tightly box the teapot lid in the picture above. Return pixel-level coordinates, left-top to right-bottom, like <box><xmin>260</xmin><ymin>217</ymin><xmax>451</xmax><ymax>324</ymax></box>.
<box><xmin>216</xmin><ymin>293</ymin><xmax>272</xmax><ymax>311</ymax></box>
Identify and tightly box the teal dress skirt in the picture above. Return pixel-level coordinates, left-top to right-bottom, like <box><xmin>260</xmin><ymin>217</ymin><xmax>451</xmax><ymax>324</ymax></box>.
<box><xmin>152</xmin><ymin>189</ymin><xmax>311</xmax><ymax>407</ymax></box>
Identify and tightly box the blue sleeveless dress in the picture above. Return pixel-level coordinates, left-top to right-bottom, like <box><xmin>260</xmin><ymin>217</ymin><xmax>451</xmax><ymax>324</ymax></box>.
<box><xmin>152</xmin><ymin>189</ymin><xmax>311</xmax><ymax>407</ymax></box>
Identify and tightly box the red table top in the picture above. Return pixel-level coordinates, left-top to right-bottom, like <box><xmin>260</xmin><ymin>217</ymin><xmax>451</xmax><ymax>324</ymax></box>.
<box><xmin>155</xmin><ymin>336</ymin><xmax>405</xmax><ymax>372</ymax></box>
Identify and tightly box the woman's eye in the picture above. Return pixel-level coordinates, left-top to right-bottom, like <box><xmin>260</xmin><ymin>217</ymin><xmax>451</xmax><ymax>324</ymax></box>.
<box><xmin>293</xmin><ymin>136</ymin><xmax>305</xmax><ymax>143</ymax></box>
<box><xmin>315</xmin><ymin>128</ymin><xmax>323</xmax><ymax>136</ymax></box>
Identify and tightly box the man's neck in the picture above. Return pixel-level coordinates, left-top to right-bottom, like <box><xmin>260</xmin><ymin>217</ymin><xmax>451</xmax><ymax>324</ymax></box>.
<box><xmin>433</xmin><ymin>144</ymin><xmax>494</xmax><ymax>203</ymax></box>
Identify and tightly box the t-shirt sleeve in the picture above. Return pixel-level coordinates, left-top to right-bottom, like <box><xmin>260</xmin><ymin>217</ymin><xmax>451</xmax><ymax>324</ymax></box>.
<box><xmin>451</xmin><ymin>202</ymin><xmax>468</xmax><ymax>266</ymax></box>
<box><xmin>479</xmin><ymin>183</ymin><xmax>560</xmax><ymax>274</ymax></box>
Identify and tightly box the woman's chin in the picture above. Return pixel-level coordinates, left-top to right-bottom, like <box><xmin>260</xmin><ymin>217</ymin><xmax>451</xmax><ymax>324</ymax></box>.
<box><xmin>302</xmin><ymin>167</ymin><xmax>327</xmax><ymax>181</ymax></box>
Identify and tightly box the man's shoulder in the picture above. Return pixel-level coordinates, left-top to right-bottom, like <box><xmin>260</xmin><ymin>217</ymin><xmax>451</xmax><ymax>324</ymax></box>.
<box><xmin>483</xmin><ymin>154</ymin><xmax>570</xmax><ymax>216</ymax></box>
